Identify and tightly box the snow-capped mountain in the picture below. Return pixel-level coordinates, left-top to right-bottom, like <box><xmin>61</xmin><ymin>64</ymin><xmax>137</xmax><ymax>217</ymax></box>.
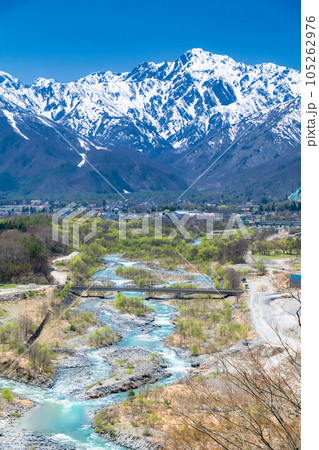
<box><xmin>0</xmin><ymin>48</ymin><xmax>300</xmax><ymax>150</ymax></box>
<box><xmin>169</xmin><ymin>96</ymin><xmax>301</xmax><ymax>193</ymax></box>
<box><xmin>0</xmin><ymin>48</ymin><xmax>301</xmax><ymax>196</ymax></box>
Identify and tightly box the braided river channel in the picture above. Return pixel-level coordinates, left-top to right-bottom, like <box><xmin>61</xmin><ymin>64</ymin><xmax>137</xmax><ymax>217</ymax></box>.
<box><xmin>0</xmin><ymin>255</ymin><xmax>208</xmax><ymax>449</ymax></box>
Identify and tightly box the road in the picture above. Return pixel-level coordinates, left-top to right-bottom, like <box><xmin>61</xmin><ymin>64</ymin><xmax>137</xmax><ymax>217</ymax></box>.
<box><xmin>50</xmin><ymin>251</ymin><xmax>80</xmax><ymax>284</ymax></box>
<box><xmin>245</xmin><ymin>244</ymin><xmax>300</xmax><ymax>348</ymax></box>
<box><xmin>248</xmin><ymin>270</ymin><xmax>300</xmax><ymax>348</ymax></box>
<box><xmin>0</xmin><ymin>284</ymin><xmax>48</xmax><ymax>297</ymax></box>
<box><xmin>244</xmin><ymin>250</ymin><xmax>255</xmax><ymax>266</ymax></box>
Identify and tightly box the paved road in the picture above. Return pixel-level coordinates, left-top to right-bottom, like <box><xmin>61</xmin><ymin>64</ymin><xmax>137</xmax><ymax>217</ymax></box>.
<box><xmin>248</xmin><ymin>278</ymin><xmax>278</xmax><ymax>344</ymax></box>
<box><xmin>244</xmin><ymin>251</ymin><xmax>255</xmax><ymax>266</ymax></box>
<box><xmin>248</xmin><ymin>275</ymin><xmax>300</xmax><ymax>348</ymax></box>
<box><xmin>245</xmin><ymin>244</ymin><xmax>300</xmax><ymax>348</ymax></box>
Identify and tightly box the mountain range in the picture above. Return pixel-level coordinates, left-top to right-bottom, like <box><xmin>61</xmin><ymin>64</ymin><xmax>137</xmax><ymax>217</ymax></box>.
<box><xmin>0</xmin><ymin>48</ymin><xmax>301</xmax><ymax>197</ymax></box>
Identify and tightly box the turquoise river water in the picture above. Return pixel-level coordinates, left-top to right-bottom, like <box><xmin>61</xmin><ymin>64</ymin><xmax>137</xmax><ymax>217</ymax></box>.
<box><xmin>0</xmin><ymin>255</ymin><xmax>206</xmax><ymax>449</ymax></box>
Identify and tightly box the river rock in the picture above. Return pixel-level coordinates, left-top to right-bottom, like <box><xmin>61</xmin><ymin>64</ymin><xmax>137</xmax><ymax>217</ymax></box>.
<box><xmin>84</xmin><ymin>346</ymin><xmax>169</xmax><ymax>399</ymax></box>
<box><xmin>0</xmin><ymin>396</ymin><xmax>66</xmax><ymax>450</ymax></box>
<box><xmin>102</xmin><ymin>429</ymin><xmax>163</xmax><ymax>450</ymax></box>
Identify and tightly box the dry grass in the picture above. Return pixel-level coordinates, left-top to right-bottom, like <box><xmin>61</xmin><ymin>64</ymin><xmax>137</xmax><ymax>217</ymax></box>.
<box><xmin>0</xmin><ymin>288</ymin><xmax>108</xmax><ymax>382</ymax></box>
<box><xmin>95</xmin><ymin>347</ymin><xmax>300</xmax><ymax>449</ymax></box>
<box><xmin>257</xmin><ymin>285</ymin><xmax>268</xmax><ymax>292</ymax></box>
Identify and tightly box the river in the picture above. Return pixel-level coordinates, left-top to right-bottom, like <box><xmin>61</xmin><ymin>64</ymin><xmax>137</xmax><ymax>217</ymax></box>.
<box><xmin>0</xmin><ymin>255</ymin><xmax>197</xmax><ymax>449</ymax></box>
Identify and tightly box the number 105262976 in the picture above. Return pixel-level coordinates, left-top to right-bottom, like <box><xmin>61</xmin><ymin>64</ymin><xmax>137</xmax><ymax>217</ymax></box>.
<box><xmin>306</xmin><ymin>16</ymin><xmax>316</xmax><ymax>86</ymax></box>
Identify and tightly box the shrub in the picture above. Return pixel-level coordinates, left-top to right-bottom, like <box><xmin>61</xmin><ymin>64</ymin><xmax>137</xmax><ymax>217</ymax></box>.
<box><xmin>15</xmin><ymin>342</ymin><xmax>26</xmax><ymax>355</ymax></box>
<box><xmin>145</xmin><ymin>412</ymin><xmax>162</xmax><ymax>426</ymax></box>
<box><xmin>55</xmin><ymin>283</ymin><xmax>71</xmax><ymax>300</ymax></box>
<box><xmin>88</xmin><ymin>327</ymin><xmax>116</xmax><ymax>348</ymax></box>
<box><xmin>1</xmin><ymin>388</ymin><xmax>12</xmax><ymax>401</ymax></box>
<box><xmin>211</xmin><ymin>314</ymin><xmax>221</xmax><ymax>323</ymax></box>
<box><xmin>190</xmin><ymin>345</ymin><xmax>199</xmax><ymax>356</ymax></box>
<box><xmin>115</xmin><ymin>266</ymin><xmax>154</xmax><ymax>286</ymax></box>
<box><xmin>81</xmin><ymin>312</ymin><xmax>95</xmax><ymax>323</ymax></box>
<box><xmin>150</xmin><ymin>352</ymin><xmax>160</xmax><ymax>362</ymax></box>
<box><xmin>127</xmin><ymin>389</ymin><xmax>135</xmax><ymax>401</ymax></box>
<box><xmin>28</xmin><ymin>343</ymin><xmax>53</xmax><ymax>374</ymax></box>
<box><xmin>114</xmin><ymin>293</ymin><xmax>154</xmax><ymax>316</ymax></box>
<box><xmin>223</xmin><ymin>305</ymin><xmax>232</xmax><ymax>322</ymax></box>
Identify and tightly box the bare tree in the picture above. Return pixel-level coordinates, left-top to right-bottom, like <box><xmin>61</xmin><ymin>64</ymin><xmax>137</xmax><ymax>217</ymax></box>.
<box><xmin>18</xmin><ymin>314</ymin><xmax>34</xmax><ymax>341</ymax></box>
<box><xmin>164</xmin><ymin>344</ymin><xmax>300</xmax><ymax>449</ymax></box>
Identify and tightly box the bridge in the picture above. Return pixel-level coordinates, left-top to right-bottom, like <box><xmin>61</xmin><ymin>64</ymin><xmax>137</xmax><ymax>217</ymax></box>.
<box><xmin>70</xmin><ymin>284</ymin><xmax>244</xmax><ymax>299</ymax></box>
<box><xmin>253</xmin><ymin>220</ymin><xmax>301</xmax><ymax>228</ymax></box>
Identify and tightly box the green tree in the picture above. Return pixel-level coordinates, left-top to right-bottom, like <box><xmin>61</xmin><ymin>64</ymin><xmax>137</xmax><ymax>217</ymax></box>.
<box><xmin>256</xmin><ymin>260</ymin><xmax>266</xmax><ymax>276</ymax></box>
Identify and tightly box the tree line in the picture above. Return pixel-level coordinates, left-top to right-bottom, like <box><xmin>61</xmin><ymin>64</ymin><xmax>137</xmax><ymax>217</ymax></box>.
<box><xmin>0</xmin><ymin>216</ymin><xmax>67</xmax><ymax>284</ymax></box>
<box><xmin>252</xmin><ymin>237</ymin><xmax>301</xmax><ymax>256</ymax></box>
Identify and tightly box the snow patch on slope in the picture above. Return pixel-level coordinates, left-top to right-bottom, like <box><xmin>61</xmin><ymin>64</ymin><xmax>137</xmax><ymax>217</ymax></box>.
<box><xmin>77</xmin><ymin>153</ymin><xmax>87</xmax><ymax>167</ymax></box>
<box><xmin>3</xmin><ymin>110</ymin><xmax>29</xmax><ymax>140</ymax></box>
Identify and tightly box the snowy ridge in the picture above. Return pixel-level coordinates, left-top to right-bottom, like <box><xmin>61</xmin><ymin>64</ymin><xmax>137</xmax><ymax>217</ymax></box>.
<box><xmin>0</xmin><ymin>49</ymin><xmax>300</xmax><ymax>153</ymax></box>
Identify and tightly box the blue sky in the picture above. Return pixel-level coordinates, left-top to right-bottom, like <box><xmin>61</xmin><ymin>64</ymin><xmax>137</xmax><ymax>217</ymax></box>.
<box><xmin>0</xmin><ymin>0</ymin><xmax>300</xmax><ymax>83</ymax></box>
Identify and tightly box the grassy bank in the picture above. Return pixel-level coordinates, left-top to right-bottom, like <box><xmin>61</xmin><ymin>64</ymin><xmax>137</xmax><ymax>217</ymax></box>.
<box><xmin>166</xmin><ymin>294</ymin><xmax>251</xmax><ymax>355</ymax></box>
<box><xmin>0</xmin><ymin>287</ymin><xmax>120</xmax><ymax>384</ymax></box>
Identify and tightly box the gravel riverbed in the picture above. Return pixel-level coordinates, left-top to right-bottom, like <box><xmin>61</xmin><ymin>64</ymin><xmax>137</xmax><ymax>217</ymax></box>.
<box><xmin>0</xmin><ymin>396</ymin><xmax>65</xmax><ymax>449</ymax></box>
<box><xmin>85</xmin><ymin>346</ymin><xmax>169</xmax><ymax>399</ymax></box>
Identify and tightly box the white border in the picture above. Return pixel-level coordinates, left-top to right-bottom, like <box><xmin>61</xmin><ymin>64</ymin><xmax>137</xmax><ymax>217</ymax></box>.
<box><xmin>302</xmin><ymin>0</ymin><xmax>319</xmax><ymax>447</ymax></box>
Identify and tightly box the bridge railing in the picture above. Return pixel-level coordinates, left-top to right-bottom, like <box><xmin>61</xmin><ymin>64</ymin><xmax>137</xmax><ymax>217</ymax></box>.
<box><xmin>70</xmin><ymin>284</ymin><xmax>244</xmax><ymax>296</ymax></box>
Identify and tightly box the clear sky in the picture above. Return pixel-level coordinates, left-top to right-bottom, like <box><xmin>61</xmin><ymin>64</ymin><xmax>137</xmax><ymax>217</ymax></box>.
<box><xmin>0</xmin><ymin>0</ymin><xmax>300</xmax><ymax>84</ymax></box>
